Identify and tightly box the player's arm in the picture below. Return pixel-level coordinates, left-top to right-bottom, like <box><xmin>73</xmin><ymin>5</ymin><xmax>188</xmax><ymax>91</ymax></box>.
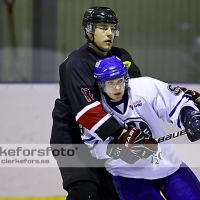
<box><xmin>84</xmin><ymin>127</ymin><xmax>157</xmax><ymax>164</ymax></box>
<box><xmin>145</xmin><ymin>77</ymin><xmax>200</xmax><ymax>142</ymax></box>
<box><xmin>50</xmin><ymin>98</ymin><xmax>79</xmax><ymax>145</ymax></box>
<box><xmin>60</xmin><ymin>59</ymin><xmax>124</xmax><ymax>141</ymax></box>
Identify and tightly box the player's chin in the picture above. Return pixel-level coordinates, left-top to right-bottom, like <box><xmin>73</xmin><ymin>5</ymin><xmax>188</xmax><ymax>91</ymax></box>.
<box><xmin>103</xmin><ymin>44</ymin><xmax>113</xmax><ymax>51</ymax></box>
<box><xmin>114</xmin><ymin>94</ymin><xmax>123</xmax><ymax>100</ymax></box>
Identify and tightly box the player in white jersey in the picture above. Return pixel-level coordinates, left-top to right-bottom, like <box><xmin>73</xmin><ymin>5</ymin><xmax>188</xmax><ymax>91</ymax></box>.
<box><xmin>81</xmin><ymin>56</ymin><xmax>200</xmax><ymax>199</ymax></box>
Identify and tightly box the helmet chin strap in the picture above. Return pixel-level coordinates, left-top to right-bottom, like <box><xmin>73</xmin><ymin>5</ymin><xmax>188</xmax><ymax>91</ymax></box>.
<box><xmin>89</xmin><ymin>35</ymin><xmax>108</xmax><ymax>53</ymax></box>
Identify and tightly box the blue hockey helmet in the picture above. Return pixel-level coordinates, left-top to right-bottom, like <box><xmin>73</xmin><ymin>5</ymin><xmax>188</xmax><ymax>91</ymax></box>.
<box><xmin>94</xmin><ymin>56</ymin><xmax>129</xmax><ymax>90</ymax></box>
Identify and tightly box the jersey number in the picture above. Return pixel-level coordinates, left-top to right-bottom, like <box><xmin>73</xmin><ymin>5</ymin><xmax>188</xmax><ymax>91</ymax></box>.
<box><xmin>81</xmin><ymin>88</ymin><xmax>94</xmax><ymax>102</ymax></box>
<box><xmin>167</xmin><ymin>85</ymin><xmax>181</xmax><ymax>96</ymax></box>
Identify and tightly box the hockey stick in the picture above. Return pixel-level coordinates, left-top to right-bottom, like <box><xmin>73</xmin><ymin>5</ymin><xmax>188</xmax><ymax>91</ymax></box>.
<box><xmin>156</xmin><ymin>130</ymin><xmax>186</xmax><ymax>143</ymax></box>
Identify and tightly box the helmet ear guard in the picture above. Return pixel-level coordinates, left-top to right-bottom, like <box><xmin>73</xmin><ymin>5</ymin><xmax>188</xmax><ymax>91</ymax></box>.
<box><xmin>85</xmin><ymin>22</ymin><xmax>95</xmax><ymax>34</ymax></box>
<box><xmin>97</xmin><ymin>82</ymin><xmax>106</xmax><ymax>92</ymax></box>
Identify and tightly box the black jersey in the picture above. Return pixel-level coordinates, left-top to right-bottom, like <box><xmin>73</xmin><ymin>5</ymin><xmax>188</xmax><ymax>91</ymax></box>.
<box><xmin>50</xmin><ymin>43</ymin><xmax>141</xmax><ymax>144</ymax></box>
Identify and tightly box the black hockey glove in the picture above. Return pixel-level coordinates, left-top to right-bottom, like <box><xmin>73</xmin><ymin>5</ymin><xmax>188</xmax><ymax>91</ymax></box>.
<box><xmin>182</xmin><ymin>109</ymin><xmax>200</xmax><ymax>142</ymax></box>
<box><xmin>118</xmin><ymin>127</ymin><xmax>158</xmax><ymax>159</ymax></box>
<box><xmin>180</xmin><ymin>87</ymin><xmax>200</xmax><ymax>110</ymax></box>
<box><xmin>106</xmin><ymin>139</ymin><xmax>140</xmax><ymax>164</ymax></box>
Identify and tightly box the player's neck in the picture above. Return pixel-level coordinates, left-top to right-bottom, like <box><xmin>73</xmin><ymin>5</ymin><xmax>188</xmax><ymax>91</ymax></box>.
<box><xmin>88</xmin><ymin>43</ymin><xmax>107</xmax><ymax>57</ymax></box>
<box><xmin>104</xmin><ymin>91</ymin><xmax>129</xmax><ymax>114</ymax></box>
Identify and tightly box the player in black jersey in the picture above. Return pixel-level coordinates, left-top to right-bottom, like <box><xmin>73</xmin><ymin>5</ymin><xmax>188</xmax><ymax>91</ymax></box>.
<box><xmin>50</xmin><ymin>6</ymin><xmax>141</xmax><ymax>200</ymax></box>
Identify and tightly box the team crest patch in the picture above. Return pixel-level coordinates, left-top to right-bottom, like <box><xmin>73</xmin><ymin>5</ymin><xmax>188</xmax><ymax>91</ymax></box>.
<box><xmin>129</xmin><ymin>100</ymin><xmax>142</xmax><ymax>110</ymax></box>
<box><xmin>123</xmin><ymin>61</ymin><xmax>131</xmax><ymax>69</ymax></box>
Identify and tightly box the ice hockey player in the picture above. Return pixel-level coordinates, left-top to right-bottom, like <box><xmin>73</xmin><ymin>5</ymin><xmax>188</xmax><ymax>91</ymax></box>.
<box><xmin>81</xmin><ymin>56</ymin><xmax>200</xmax><ymax>200</ymax></box>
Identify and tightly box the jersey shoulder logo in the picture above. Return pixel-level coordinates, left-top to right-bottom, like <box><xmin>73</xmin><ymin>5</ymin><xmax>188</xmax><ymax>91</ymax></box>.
<box><xmin>129</xmin><ymin>100</ymin><xmax>142</xmax><ymax>110</ymax></box>
<box><xmin>123</xmin><ymin>61</ymin><xmax>131</xmax><ymax>69</ymax></box>
<box><xmin>124</xmin><ymin>117</ymin><xmax>152</xmax><ymax>138</ymax></box>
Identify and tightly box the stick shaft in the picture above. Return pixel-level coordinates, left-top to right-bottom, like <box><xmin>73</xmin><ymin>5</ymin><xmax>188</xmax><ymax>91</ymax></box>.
<box><xmin>157</xmin><ymin>130</ymin><xmax>186</xmax><ymax>143</ymax></box>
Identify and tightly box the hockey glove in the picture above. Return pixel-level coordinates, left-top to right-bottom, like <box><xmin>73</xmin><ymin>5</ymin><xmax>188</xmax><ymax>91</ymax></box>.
<box><xmin>106</xmin><ymin>139</ymin><xmax>140</xmax><ymax>164</ymax></box>
<box><xmin>118</xmin><ymin>127</ymin><xmax>158</xmax><ymax>159</ymax></box>
<box><xmin>180</xmin><ymin>87</ymin><xmax>200</xmax><ymax>110</ymax></box>
<box><xmin>182</xmin><ymin>109</ymin><xmax>200</xmax><ymax>142</ymax></box>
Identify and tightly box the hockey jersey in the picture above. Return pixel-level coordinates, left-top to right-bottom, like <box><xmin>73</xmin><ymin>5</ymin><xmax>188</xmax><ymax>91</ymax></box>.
<box><xmin>81</xmin><ymin>77</ymin><xmax>198</xmax><ymax>179</ymax></box>
<box><xmin>51</xmin><ymin>43</ymin><xmax>141</xmax><ymax>145</ymax></box>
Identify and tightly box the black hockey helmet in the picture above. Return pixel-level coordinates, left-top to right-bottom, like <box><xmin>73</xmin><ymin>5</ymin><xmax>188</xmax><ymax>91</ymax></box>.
<box><xmin>82</xmin><ymin>6</ymin><xmax>118</xmax><ymax>26</ymax></box>
<box><xmin>82</xmin><ymin>6</ymin><xmax>119</xmax><ymax>36</ymax></box>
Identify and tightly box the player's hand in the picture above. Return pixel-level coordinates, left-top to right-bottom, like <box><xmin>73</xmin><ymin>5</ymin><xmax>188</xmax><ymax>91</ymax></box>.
<box><xmin>180</xmin><ymin>87</ymin><xmax>200</xmax><ymax>110</ymax></box>
<box><xmin>106</xmin><ymin>139</ymin><xmax>140</xmax><ymax>164</ymax></box>
<box><xmin>118</xmin><ymin>127</ymin><xmax>158</xmax><ymax>159</ymax></box>
<box><xmin>182</xmin><ymin>110</ymin><xmax>200</xmax><ymax>142</ymax></box>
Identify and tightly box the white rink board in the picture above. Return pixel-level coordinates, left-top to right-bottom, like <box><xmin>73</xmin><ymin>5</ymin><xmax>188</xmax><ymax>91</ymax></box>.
<box><xmin>0</xmin><ymin>83</ymin><xmax>200</xmax><ymax>197</ymax></box>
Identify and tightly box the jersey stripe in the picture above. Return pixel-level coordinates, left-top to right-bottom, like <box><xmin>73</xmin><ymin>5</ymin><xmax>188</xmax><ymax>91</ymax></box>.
<box><xmin>90</xmin><ymin>114</ymin><xmax>112</xmax><ymax>132</ymax></box>
<box><xmin>76</xmin><ymin>101</ymin><xmax>108</xmax><ymax>130</ymax></box>
<box><xmin>82</xmin><ymin>136</ymin><xmax>96</xmax><ymax>142</ymax></box>
<box><xmin>76</xmin><ymin>101</ymin><xmax>101</xmax><ymax>120</ymax></box>
<box><xmin>169</xmin><ymin>94</ymin><xmax>186</xmax><ymax>118</ymax></box>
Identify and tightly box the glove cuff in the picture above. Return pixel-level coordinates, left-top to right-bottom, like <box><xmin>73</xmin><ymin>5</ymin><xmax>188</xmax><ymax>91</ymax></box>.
<box><xmin>112</xmin><ymin>127</ymin><xmax>124</xmax><ymax>139</ymax></box>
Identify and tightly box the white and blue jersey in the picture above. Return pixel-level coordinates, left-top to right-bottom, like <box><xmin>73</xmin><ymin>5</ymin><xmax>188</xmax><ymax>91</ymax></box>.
<box><xmin>81</xmin><ymin>77</ymin><xmax>198</xmax><ymax>179</ymax></box>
